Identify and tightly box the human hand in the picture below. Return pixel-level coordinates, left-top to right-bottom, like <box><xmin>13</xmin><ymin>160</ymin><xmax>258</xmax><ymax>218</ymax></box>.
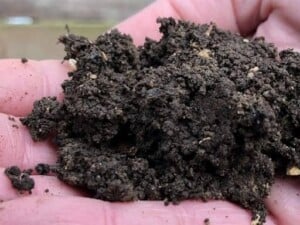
<box><xmin>0</xmin><ymin>0</ymin><xmax>299</xmax><ymax>224</ymax></box>
<box><xmin>118</xmin><ymin>0</ymin><xmax>300</xmax><ymax>51</ymax></box>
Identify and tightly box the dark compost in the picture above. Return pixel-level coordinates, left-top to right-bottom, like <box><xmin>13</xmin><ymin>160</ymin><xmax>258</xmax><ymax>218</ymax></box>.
<box><xmin>16</xmin><ymin>18</ymin><xmax>300</xmax><ymax>224</ymax></box>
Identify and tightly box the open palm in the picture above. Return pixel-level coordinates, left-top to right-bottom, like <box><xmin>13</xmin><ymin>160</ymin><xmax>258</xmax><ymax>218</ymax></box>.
<box><xmin>0</xmin><ymin>0</ymin><xmax>299</xmax><ymax>224</ymax></box>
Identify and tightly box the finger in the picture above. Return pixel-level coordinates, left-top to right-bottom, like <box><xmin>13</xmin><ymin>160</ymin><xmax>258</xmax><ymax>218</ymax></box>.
<box><xmin>0</xmin><ymin>113</ymin><xmax>56</xmax><ymax>168</ymax></box>
<box><xmin>233</xmin><ymin>0</ymin><xmax>300</xmax><ymax>50</ymax></box>
<box><xmin>254</xmin><ymin>3</ymin><xmax>300</xmax><ymax>51</ymax></box>
<box><xmin>0</xmin><ymin>59</ymin><xmax>70</xmax><ymax>116</ymax></box>
<box><xmin>116</xmin><ymin>0</ymin><xmax>240</xmax><ymax>45</ymax></box>
<box><xmin>266</xmin><ymin>178</ymin><xmax>300</xmax><ymax>225</ymax></box>
<box><xmin>0</xmin><ymin>196</ymin><xmax>277</xmax><ymax>225</ymax></box>
<box><xmin>116</xmin><ymin>0</ymin><xmax>280</xmax><ymax>46</ymax></box>
<box><xmin>0</xmin><ymin>168</ymin><xmax>82</xmax><ymax>202</ymax></box>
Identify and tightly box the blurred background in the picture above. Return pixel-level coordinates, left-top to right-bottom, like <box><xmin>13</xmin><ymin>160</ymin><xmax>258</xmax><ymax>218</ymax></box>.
<box><xmin>0</xmin><ymin>0</ymin><xmax>152</xmax><ymax>59</ymax></box>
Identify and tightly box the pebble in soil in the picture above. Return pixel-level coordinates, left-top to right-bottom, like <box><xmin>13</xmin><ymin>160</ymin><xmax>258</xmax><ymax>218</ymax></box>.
<box><xmin>19</xmin><ymin>18</ymin><xmax>300</xmax><ymax>224</ymax></box>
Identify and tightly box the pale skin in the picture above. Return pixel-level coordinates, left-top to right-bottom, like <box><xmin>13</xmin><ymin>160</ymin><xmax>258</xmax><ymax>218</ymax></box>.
<box><xmin>0</xmin><ymin>0</ymin><xmax>299</xmax><ymax>224</ymax></box>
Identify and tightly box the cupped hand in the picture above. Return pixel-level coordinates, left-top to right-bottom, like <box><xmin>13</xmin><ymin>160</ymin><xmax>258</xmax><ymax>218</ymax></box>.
<box><xmin>0</xmin><ymin>1</ymin><xmax>299</xmax><ymax>224</ymax></box>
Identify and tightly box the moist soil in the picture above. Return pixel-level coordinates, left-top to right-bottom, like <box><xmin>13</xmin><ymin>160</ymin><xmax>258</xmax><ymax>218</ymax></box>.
<box><xmin>35</xmin><ymin>163</ymin><xmax>51</xmax><ymax>175</ymax></box>
<box><xmin>16</xmin><ymin>18</ymin><xmax>300</xmax><ymax>224</ymax></box>
<box><xmin>5</xmin><ymin>166</ymin><xmax>34</xmax><ymax>193</ymax></box>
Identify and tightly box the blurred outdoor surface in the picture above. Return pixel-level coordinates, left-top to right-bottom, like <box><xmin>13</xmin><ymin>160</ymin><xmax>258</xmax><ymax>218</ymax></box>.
<box><xmin>0</xmin><ymin>0</ymin><xmax>152</xmax><ymax>59</ymax></box>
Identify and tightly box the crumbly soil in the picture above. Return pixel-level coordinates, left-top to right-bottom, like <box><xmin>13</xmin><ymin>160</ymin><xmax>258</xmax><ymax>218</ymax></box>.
<box><xmin>35</xmin><ymin>163</ymin><xmax>51</xmax><ymax>175</ymax></box>
<box><xmin>19</xmin><ymin>18</ymin><xmax>299</xmax><ymax>224</ymax></box>
<box><xmin>5</xmin><ymin>166</ymin><xmax>34</xmax><ymax>192</ymax></box>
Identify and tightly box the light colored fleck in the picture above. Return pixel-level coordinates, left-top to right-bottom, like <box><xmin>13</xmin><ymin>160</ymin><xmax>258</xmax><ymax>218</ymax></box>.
<box><xmin>149</xmin><ymin>80</ymin><xmax>154</xmax><ymax>87</ymax></box>
<box><xmin>252</xmin><ymin>185</ymin><xmax>258</xmax><ymax>192</ymax></box>
<box><xmin>247</xmin><ymin>66</ymin><xmax>259</xmax><ymax>78</ymax></box>
<box><xmin>262</xmin><ymin>91</ymin><xmax>270</xmax><ymax>97</ymax></box>
<box><xmin>89</xmin><ymin>74</ymin><xmax>97</xmax><ymax>79</ymax></box>
<box><xmin>191</xmin><ymin>42</ymin><xmax>199</xmax><ymax>48</ymax></box>
<box><xmin>287</xmin><ymin>166</ymin><xmax>300</xmax><ymax>176</ymax></box>
<box><xmin>68</xmin><ymin>58</ymin><xmax>77</xmax><ymax>71</ymax></box>
<box><xmin>243</xmin><ymin>38</ymin><xmax>249</xmax><ymax>43</ymax></box>
<box><xmin>251</xmin><ymin>215</ymin><xmax>260</xmax><ymax>225</ymax></box>
<box><xmin>198</xmin><ymin>137</ymin><xmax>212</xmax><ymax>145</ymax></box>
<box><xmin>205</xmin><ymin>24</ymin><xmax>213</xmax><ymax>36</ymax></box>
<box><xmin>198</xmin><ymin>49</ymin><xmax>211</xmax><ymax>59</ymax></box>
<box><xmin>250</xmin><ymin>66</ymin><xmax>259</xmax><ymax>72</ymax></box>
<box><xmin>115</xmin><ymin>107</ymin><xmax>123</xmax><ymax>115</ymax></box>
<box><xmin>100</xmin><ymin>51</ymin><xmax>108</xmax><ymax>61</ymax></box>
<box><xmin>247</xmin><ymin>72</ymin><xmax>254</xmax><ymax>79</ymax></box>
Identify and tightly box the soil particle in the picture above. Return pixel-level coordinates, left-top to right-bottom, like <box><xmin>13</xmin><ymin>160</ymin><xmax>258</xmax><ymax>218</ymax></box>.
<box><xmin>251</xmin><ymin>215</ymin><xmax>261</xmax><ymax>225</ymax></box>
<box><xmin>8</xmin><ymin>116</ymin><xmax>15</xmax><ymax>121</ymax></box>
<box><xmin>5</xmin><ymin>166</ymin><xmax>34</xmax><ymax>192</ymax></box>
<box><xmin>286</xmin><ymin>166</ymin><xmax>300</xmax><ymax>176</ymax></box>
<box><xmin>204</xmin><ymin>218</ymin><xmax>210</xmax><ymax>225</ymax></box>
<box><xmin>21</xmin><ymin>58</ymin><xmax>28</xmax><ymax>64</ymax></box>
<box><xmin>44</xmin><ymin>189</ymin><xmax>49</xmax><ymax>193</ymax></box>
<box><xmin>23</xmin><ymin>169</ymin><xmax>33</xmax><ymax>175</ymax></box>
<box><xmin>35</xmin><ymin>163</ymin><xmax>51</xmax><ymax>175</ymax></box>
<box><xmin>18</xmin><ymin>18</ymin><xmax>300</xmax><ymax>225</ymax></box>
<box><xmin>12</xmin><ymin>124</ymin><xmax>19</xmax><ymax>129</ymax></box>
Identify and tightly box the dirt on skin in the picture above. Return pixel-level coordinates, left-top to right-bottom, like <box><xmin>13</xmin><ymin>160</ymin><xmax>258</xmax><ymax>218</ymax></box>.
<box><xmin>204</xmin><ymin>218</ymin><xmax>210</xmax><ymax>225</ymax></box>
<box><xmin>18</xmin><ymin>18</ymin><xmax>299</xmax><ymax>224</ymax></box>
<box><xmin>5</xmin><ymin>166</ymin><xmax>34</xmax><ymax>193</ymax></box>
<box><xmin>21</xmin><ymin>57</ymin><xmax>28</xmax><ymax>64</ymax></box>
<box><xmin>35</xmin><ymin>163</ymin><xmax>51</xmax><ymax>175</ymax></box>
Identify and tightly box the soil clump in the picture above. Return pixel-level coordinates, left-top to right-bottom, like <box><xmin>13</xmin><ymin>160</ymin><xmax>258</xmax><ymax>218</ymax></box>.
<box><xmin>17</xmin><ymin>18</ymin><xmax>300</xmax><ymax>224</ymax></box>
<box><xmin>5</xmin><ymin>166</ymin><xmax>34</xmax><ymax>193</ymax></box>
